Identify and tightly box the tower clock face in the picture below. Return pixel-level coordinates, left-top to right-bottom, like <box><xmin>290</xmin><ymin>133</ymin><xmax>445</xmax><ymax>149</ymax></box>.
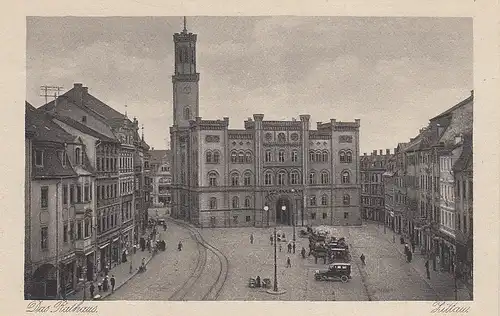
<box><xmin>181</xmin><ymin>84</ymin><xmax>191</xmax><ymax>94</ymax></box>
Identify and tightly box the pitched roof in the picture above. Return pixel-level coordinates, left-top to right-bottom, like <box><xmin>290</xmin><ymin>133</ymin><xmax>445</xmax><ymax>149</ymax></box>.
<box><xmin>452</xmin><ymin>134</ymin><xmax>473</xmax><ymax>172</ymax></box>
<box><xmin>431</xmin><ymin>92</ymin><xmax>473</xmax><ymax>121</ymax></box>
<box><xmin>84</xmin><ymin>93</ymin><xmax>125</xmax><ymax>120</ymax></box>
<box><xmin>52</xmin><ymin>115</ymin><xmax>119</xmax><ymax>143</ymax></box>
<box><xmin>149</xmin><ymin>150</ymin><xmax>170</xmax><ymax>163</ymax></box>
<box><xmin>32</xmin><ymin>146</ymin><xmax>77</xmax><ymax>178</ymax></box>
<box><xmin>26</xmin><ymin>102</ymin><xmax>75</xmax><ymax>144</ymax></box>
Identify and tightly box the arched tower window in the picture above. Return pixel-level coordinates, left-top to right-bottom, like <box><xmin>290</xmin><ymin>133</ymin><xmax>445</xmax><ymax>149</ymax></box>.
<box><xmin>244</xmin><ymin>196</ymin><xmax>251</xmax><ymax>208</ymax></box>
<box><xmin>243</xmin><ymin>171</ymin><xmax>252</xmax><ymax>186</ymax></box>
<box><xmin>322</xmin><ymin>150</ymin><xmax>329</xmax><ymax>162</ymax></box>
<box><xmin>183</xmin><ymin>106</ymin><xmax>190</xmax><ymax>120</ymax></box>
<box><xmin>231</xmin><ymin>151</ymin><xmax>238</xmax><ymax>163</ymax></box>
<box><xmin>321</xmin><ymin>170</ymin><xmax>330</xmax><ymax>184</ymax></box>
<box><xmin>341</xmin><ymin>171</ymin><xmax>351</xmax><ymax>184</ymax></box>
<box><xmin>245</xmin><ymin>152</ymin><xmax>252</xmax><ymax>163</ymax></box>
<box><xmin>205</xmin><ymin>151</ymin><xmax>212</xmax><ymax>163</ymax></box>
<box><xmin>208</xmin><ymin>171</ymin><xmax>218</xmax><ymax>186</ymax></box>
<box><xmin>264</xmin><ymin>172</ymin><xmax>273</xmax><ymax>185</ymax></box>
<box><xmin>209</xmin><ymin>197</ymin><xmax>217</xmax><ymax>209</ymax></box>
<box><xmin>232</xmin><ymin>196</ymin><xmax>240</xmax><ymax>208</ymax></box>
<box><xmin>291</xmin><ymin>171</ymin><xmax>300</xmax><ymax>185</ymax></box>
<box><xmin>213</xmin><ymin>151</ymin><xmax>220</xmax><ymax>164</ymax></box>
<box><xmin>278</xmin><ymin>171</ymin><xmax>286</xmax><ymax>185</ymax></box>
<box><xmin>238</xmin><ymin>152</ymin><xmax>245</xmax><ymax>163</ymax></box>
<box><xmin>343</xmin><ymin>194</ymin><xmax>351</xmax><ymax>205</ymax></box>
<box><xmin>339</xmin><ymin>151</ymin><xmax>346</xmax><ymax>163</ymax></box>
<box><xmin>321</xmin><ymin>194</ymin><xmax>328</xmax><ymax>205</ymax></box>
<box><xmin>231</xmin><ymin>172</ymin><xmax>240</xmax><ymax>186</ymax></box>
<box><xmin>309</xmin><ymin>171</ymin><xmax>316</xmax><ymax>185</ymax></box>
<box><xmin>346</xmin><ymin>151</ymin><xmax>353</xmax><ymax>163</ymax></box>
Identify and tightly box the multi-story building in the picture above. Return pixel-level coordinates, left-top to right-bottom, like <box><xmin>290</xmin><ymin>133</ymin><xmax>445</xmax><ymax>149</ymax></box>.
<box><xmin>134</xmin><ymin>130</ymin><xmax>151</xmax><ymax>237</ymax></box>
<box><xmin>382</xmin><ymin>91</ymin><xmax>473</xmax><ymax>287</ymax></box>
<box><xmin>360</xmin><ymin>149</ymin><xmax>392</xmax><ymax>222</ymax></box>
<box><xmin>383</xmin><ymin>143</ymin><xmax>408</xmax><ymax>234</ymax></box>
<box><xmin>170</xmin><ymin>22</ymin><xmax>361</xmax><ymax>228</ymax></box>
<box><xmin>36</xmin><ymin>83</ymin><xmax>150</xmax><ymax>275</ymax></box>
<box><xmin>149</xmin><ymin>149</ymin><xmax>172</xmax><ymax>216</ymax></box>
<box><xmin>25</xmin><ymin>102</ymin><xmax>97</xmax><ymax>298</ymax></box>
<box><xmin>452</xmin><ymin>133</ymin><xmax>473</xmax><ymax>287</ymax></box>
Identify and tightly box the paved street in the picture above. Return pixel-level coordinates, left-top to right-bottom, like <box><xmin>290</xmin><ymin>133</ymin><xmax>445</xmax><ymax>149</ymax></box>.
<box><xmin>108</xmin><ymin>219</ymin><xmax>470</xmax><ymax>301</ymax></box>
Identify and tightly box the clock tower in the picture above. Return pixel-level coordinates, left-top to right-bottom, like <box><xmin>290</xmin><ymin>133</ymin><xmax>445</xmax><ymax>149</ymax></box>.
<box><xmin>172</xmin><ymin>17</ymin><xmax>200</xmax><ymax>128</ymax></box>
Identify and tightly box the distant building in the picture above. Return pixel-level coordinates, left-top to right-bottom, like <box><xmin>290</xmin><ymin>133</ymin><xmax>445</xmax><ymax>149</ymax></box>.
<box><xmin>149</xmin><ymin>149</ymin><xmax>172</xmax><ymax>216</ymax></box>
<box><xmin>360</xmin><ymin>149</ymin><xmax>392</xmax><ymax>222</ymax></box>
<box><xmin>169</xmin><ymin>23</ymin><xmax>362</xmax><ymax>227</ymax></box>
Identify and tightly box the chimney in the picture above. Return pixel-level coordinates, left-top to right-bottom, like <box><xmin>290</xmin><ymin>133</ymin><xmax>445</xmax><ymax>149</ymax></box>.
<box><xmin>152</xmin><ymin>147</ymin><xmax>154</xmax><ymax>151</ymax></box>
<box><xmin>470</xmin><ymin>90</ymin><xmax>474</xmax><ymax>98</ymax></box>
<box><xmin>364</xmin><ymin>153</ymin><xmax>367</xmax><ymax>156</ymax></box>
<box><xmin>379</xmin><ymin>149</ymin><xmax>383</xmax><ymax>155</ymax></box>
<box><xmin>73</xmin><ymin>83</ymin><xmax>84</xmax><ymax>106</ymax></box>
<box><xmin>386</xmin><ymin>149</ymin><xmax>390</xmax><ymax>155</ymax></box>
<box><xmin>373</xmin><ymin>150</ymin><xmax>377</xmax><ymax>156</ymax></box>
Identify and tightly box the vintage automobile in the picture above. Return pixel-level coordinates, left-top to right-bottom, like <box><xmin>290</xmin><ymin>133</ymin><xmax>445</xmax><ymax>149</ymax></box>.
<box><xmin>328</xmin><ymin>248</ymin><xmax>351</xmax><ymax>263</ymax></box>
<box><xmin>314</xmin><ymin>263</ymin><xmax>352</xmax><ymax>283</ymax></box>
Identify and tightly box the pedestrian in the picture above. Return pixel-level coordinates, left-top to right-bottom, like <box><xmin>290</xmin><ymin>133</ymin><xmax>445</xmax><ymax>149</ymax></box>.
<box><xmin>256</xmin><ymin>275</ymin><xmax>261</xmax><ymax>288</ymax></box>
<box><xmin>89</xmin><ymin>283</ymin><xmax>95</xmax><ymax>299</ymax></box>
<box><xmin>270</xmin><ymin>235</ymin><xmax>273</xmax><ymax>245</ymax></box>
<box><xmin>103</xmin><ymin>264</ymin><xmax>109</xmax><ymax>277</ymax></box>
<box><xmin>411</xmin><ymin>241</ymin><xmax>415</xmax><ymax>253</ymax></box>
<box><xmin>301</xmin><ymin>247</ymin><xmax>306</xmax><ymax>259</ymax></box>
<box><xmin>407</xmin><ymin>251</ymin><xmax>413</xmax><ymax>263</ymax></box>
<box><xmin>425</xmin><ymin>259</ymin><xmax>431</xmax><ymax>279</ymax></box>
<box><xmin>250</xmin><ymin>233</ymin><xmax>254</xmax><ymax>244</ymax></box>
<box><xmin>360</xmin><ymin>253</ymin><xmax>366</xmax><ymax>265</ymax></box>
<box><xmin>287</xmin><ymin>243</ymin><xmax>292</xmax><ymax>253</ymax></box>
<box><xmin>292</xmin><ymin>242</ymin><xmax>296</xmax><ymax>254</ymax></box>
<box><xmin>103</xmin><ymin>276</ymin><xmax>109</xmax><ymax>292</ymax></box>
<box><xmin>286</xmin><ymin>257</ymin><xmax>291</xmax><ymax>268</ymax></box>
<box><xmin>178</xmin><ymin>241</ymin><xmax>183</xmax><ymax>251</ymax></box>
<box><xmin>279</xmin><ymin>243</ymin><xmax>282</xmax><ymax>252</ymax></box>
<box><xmin>110</xmin><ymin>275</ymin><xmax>116</xmax><ymax>292</ymax></box>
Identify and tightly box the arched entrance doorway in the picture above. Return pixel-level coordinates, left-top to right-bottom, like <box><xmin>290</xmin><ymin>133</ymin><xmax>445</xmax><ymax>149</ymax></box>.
<box><xmin>275</xmin><ymin>196</ymin><xmax>292</xmax><ymax>225</ymax></box>
<box><xmin>31</xmin><ymin>263</ymin><xmax>57</xmax><ymax>298</ymax></box>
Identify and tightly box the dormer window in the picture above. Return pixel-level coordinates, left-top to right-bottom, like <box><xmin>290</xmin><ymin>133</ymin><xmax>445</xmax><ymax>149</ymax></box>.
<box><xmin>75</xmin><ymin>148</ymin><xmax>81</xmax><ymax>165</ymax></box>
<box><xmin>35</xmin><ymin>150</ymin><xmax>44</xmax><ymax>167</ymax></box>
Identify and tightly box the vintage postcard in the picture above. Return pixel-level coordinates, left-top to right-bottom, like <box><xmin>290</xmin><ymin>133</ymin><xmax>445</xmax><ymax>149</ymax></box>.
<box><xmin>1</xmin><ymin>0</ymin><xmax>499</xmax><ymax>315</ymax></box>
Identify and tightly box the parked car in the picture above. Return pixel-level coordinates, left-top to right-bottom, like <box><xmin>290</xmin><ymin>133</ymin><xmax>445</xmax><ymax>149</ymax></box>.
<box><xmin>314</xmin><ymin>263</ymin><xmax>352</xmax><ymax>283</ymax></box>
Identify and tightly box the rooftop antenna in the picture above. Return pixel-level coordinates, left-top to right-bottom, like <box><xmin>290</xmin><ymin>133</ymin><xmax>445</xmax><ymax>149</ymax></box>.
<box><xmin>183</xmin><ymin>16</ymin><xmax>187</xmax><ymax>33</ymax></box>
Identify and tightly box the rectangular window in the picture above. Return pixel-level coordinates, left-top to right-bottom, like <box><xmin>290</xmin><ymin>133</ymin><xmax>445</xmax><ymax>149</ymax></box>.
<box><xmin>84</xmin><ymin>185</ymin><xmax>89</xmax><ymax>202</ymax></box>
<box><xmin>114</xmin><ymin>183</ymin><xmax>117</xmax><ymax>197</ymax></box>
<box><xmin>96</xmin><ymin>158</ymin><xmax>101</xmax><ymax>171</ymax></box>
<box><xmin>63</xmin><ymin>186</ymin><xmax>68</xmax><ymax>205</ymax></box>
<box><xmin>311</xmin><ymin>212</ymin><xmax>316</xmax><ymax>220</ymax></box>
<box><xmin>41</xmin><ymin>227</ymin><xmax>48</xmax><ymax>249</ymax></box>
<box><xmin>85</xmin><ymin>219</ymin><xmax>90</xmax><ymax>238</ymax></box>
<box><xmin>35</xmin><ymin>150</ymin><xmax>43</xmax><ymax>166</ymax></box>
<box><xmin>41</xmin><ymin>187</ymin><xmax>48</xmax><ymax>208</ymax></box>
<box><xmin>233</xmin><ymin>216</ymin><xmax>238</xmax><ymax>224</ymax></box>
<box><xmin>77</xmin><ymin>185</ymin><xmax>82</xmax><ymax>203</ymax></box>
<box><xmin>63</xmin><ymin>224</ymin><xmax>68</xmax><ymax>243</ymax></box>
<box><xmin>77</xmin><ymin>221</ymin><xmax>82</xmax><ymax>239</ymax></box>
<box><xmin>322</xmin><ymin>212</ymin><xmax>327</xmax><ymax>219</ymax></box>
<box><xmin>344</xmin><ymin>212</ymin><xmax>349</xmax><ymax>219</ymax></box>
<box><xmin>89</xmin><ymin>183</ymin><xmax>92</xmax><ymax>200</ymax></box>
<box><xmin>246</xmin><ymin>215</ymin><xmax>251</xmax><ymax>222</ymax></box>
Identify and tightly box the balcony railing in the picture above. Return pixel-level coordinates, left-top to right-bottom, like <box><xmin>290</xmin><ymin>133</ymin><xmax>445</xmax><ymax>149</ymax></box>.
<box><xmin>74</xmin><ymin>238</ymin><xmax>94</xmax><ymax>253</ymax></box>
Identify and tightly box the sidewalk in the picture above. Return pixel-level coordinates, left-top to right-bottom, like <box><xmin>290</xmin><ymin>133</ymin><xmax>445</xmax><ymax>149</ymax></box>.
<box><xmin>66</xmin><ymin>228</ymin><xmax>161</xmax><ymax>301</ymax></box>
<box><xmin>368</xmin><ymin>223</ymin><xmax>472</xmax><ymax>301</ymax></box>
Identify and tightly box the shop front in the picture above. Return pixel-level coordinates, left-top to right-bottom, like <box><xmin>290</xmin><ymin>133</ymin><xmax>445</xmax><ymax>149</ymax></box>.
<box><xmin>98</xmin><ymin>242</ymin><xmax>110</xmax><ymax>272</ymax></box>
<box><xmin>111</xmin><ymin>237</ymin><xmax>120</xmax><ymax>266</ymax></box>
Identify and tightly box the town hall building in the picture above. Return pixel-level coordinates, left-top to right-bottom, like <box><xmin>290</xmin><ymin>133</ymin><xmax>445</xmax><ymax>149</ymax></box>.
<box><xmin>170</xmin><ymin>21</ymin><xmax>362</xmax><ymax>228</ymax></box>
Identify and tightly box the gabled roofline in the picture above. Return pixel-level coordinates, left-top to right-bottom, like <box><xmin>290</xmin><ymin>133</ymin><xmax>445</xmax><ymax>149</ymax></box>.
<box><xmin>430</xmin><ymin>91</ymin><xmax>473</xmax><ymax>121</ymax></box>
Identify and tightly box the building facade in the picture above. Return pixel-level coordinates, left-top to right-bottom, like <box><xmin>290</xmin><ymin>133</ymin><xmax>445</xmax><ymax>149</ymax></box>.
<box><xmin>382</xmin><ymin>91</ymin><xmax>473</xmax><ymax>294</ymax></box>
<box><xmin>170</xmin><ymin>24</ymin><xmax>362</xmax><ymax>228</ymax></box>
<box><xmin>149</xmin><ymin>149</ymin><xmax>172</xmax><ymax>216</ymax></box>
<box><xmin>32</xmin><ymin>83</ymin><xmax>150</xmax><ymax>297</ymax></box>
<box><xmin>360</xmin><ymin>149</ymin><xmax>392</xmax><ymax>222</ymax></box>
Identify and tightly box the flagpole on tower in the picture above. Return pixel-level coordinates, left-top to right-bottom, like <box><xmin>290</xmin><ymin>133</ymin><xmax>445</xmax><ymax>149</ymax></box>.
<box><xmin>183</xmin><ymin>16</ymin><xmax>187</xmax><ymax>32</ymax></box>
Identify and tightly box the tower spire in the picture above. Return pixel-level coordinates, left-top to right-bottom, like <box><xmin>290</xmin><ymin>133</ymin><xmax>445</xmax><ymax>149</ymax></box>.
<box><xmin>141</xmin><ymin>124</ymin><xmax>144</xmax><ymax>141</ymax></box>
<box><xmin>183</xmin><ymin>16</ymin><xmax>187</xmax><ymax>33</ymax></box>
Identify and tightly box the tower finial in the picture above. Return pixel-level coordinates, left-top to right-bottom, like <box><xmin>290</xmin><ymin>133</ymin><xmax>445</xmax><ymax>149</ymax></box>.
<box><xmin>183</xmin><ymin>16</ymin><xmax>187</xmax><ymax>32</ymax></box>
<box><xmin>141</xmin><ymin>124</ymin><xmax>144</xmax><ymax>141</ymax></box>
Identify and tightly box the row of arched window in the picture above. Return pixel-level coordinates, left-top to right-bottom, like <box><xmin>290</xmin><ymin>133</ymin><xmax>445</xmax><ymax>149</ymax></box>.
<box><xmin>231</xmin><ymin>150</ymin><xmax>252</xmax><ymax>164</ymax></box>
<box><xmin>339</xmin><ymin>150</ymin><xmax>353</xmax><ymax>163</ymax></box>
<box><xmin>309</xmin><ymin>150</ymin><xmax>330</xmax><ymax>163</ymax></box>
<box><xmin>309</xmin><ymin>194</ymin><xmax>351</xmax><ymax>206</ymax></box>
<box><xmin>208</xmin><ymin>196</ymin><xmax>253</xmax><ymax>210</ymax></box>
<box><xmin>265</xmin><ymin>149</ymin><xmax>299</xmax><ymax>163</ymax></box>
<box><xmin>205</xmin><ymin>150</ymin><xmax>221</xmax><ymax>164</ymax></box>
<box><xmin>207</xmin><ymin>169</ymin><xmax>352</xmax><ymax>186</ymax></box>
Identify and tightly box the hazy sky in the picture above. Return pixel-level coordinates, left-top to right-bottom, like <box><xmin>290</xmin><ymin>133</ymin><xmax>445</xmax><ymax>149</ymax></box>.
<box><xmin>26</xmin><ymin>16</ymin><xmax>472</xmax><ymax>153</ymax></box>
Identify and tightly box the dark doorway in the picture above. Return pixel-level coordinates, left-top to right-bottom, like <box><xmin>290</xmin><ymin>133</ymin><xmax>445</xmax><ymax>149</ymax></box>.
<box><xmin>275</xmin><ymin>197</ymin><xmax>292</xmax><ymax>225</ymax></box>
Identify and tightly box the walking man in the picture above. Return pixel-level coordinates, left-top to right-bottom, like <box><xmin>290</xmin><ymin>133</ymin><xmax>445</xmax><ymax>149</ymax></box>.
<box><xmin>286</xmin><ymin>257</ymin><xmax>291</xmax><ymax>268</ymax></box>
<box><xmin>287</xmin><ymin>243</ymin><xmax>292</xmax><ymax>253</ymax></box>
<box><xmin>89</xmin><ymin>283</ymin><xmax>95</xmax><ymax>299</ymax></box>
<box><xmin>360</xmin><ymin>253</ymin><xmax>366</xmax><ymax>265</ymax></box>
<box><xmin>178</xmin><ymin>241</ymin><xmax>183</xmax><ymax>251</ymax></box>
<box><xmin>110</xmin><ymin>275</ymin><xmax>116</xmax><ymax>292</ymax></box>
<box><xmin>250</xmin><ymin>233</ymin><xmax>254</xmax><ymax>244</ymax></box>
<box><xmin>425</xmin><ymin>259</ymin><xmax>431</xmax><ymax>279</ymax></box>
<box><xmin>292</xmin><ymin>242</ymin><xmax>296</xmax><ymax>254</ymax></box>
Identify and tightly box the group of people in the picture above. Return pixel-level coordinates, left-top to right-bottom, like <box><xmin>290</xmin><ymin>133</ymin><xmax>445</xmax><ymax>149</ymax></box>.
<box><xmin>89</xmin><ymin>274</ymin><xmax>116</xmax><ymax>299</ymax></box>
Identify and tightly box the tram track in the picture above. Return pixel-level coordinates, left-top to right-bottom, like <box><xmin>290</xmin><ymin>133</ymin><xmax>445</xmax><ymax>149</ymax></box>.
<box><xmin>168</xmin><ymin>218</ymin><xmax>229</xmax><ymax>301</ymax></box>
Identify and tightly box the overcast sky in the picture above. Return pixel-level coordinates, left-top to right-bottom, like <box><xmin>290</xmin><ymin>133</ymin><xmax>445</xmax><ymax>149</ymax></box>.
<box><xmin>26</xmin><ymin>16</ymin><xmax>472</xmax><ymax>153</ymax></box>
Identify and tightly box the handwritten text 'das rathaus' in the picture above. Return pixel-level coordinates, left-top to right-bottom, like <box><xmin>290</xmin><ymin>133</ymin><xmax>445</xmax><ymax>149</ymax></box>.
<box><xmin>431</xmin><ymin>302</ymin><xmax>471</xmax><ymax>314</ymax></box>
<box><xmin>26</xmin><ymin>300</ymin><xmax>98</xmax><ymax>313</ymax></box>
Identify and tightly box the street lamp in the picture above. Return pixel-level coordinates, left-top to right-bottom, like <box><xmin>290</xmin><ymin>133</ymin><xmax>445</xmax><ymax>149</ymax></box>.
<box><xmin>264</xmin><ymin>205</ymin><xmax>286</xmax><ymax>295</ymax></box>
<box><xmin>264</xmin><ymin>205</ymin><xmax>269</xmax><ymax>227</ymax></box>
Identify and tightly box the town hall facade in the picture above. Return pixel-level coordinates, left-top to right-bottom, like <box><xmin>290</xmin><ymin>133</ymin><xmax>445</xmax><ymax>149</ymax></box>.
<box><xmin>170</xmin><ymin>22</ymin><xmax>362</xmax><ymax>228</ymax></box>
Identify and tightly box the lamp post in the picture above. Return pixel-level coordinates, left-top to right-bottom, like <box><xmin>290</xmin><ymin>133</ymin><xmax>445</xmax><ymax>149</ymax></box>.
<box><xmin>264</xmin><ymin>205</ymin><xmax>269</xmax><ymax>227</ymax></box>
<box><xmin>264</xmin><ymin>205</ymin><xmax>285</xmax><ymax>295</ymax></box>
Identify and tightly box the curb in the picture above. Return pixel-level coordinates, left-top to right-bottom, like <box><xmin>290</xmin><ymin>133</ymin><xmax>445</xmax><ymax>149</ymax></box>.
<box><xmin>99</xmin><ymin>255</ymin><xmax>153</xmax><ymax>300</ymax></box>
